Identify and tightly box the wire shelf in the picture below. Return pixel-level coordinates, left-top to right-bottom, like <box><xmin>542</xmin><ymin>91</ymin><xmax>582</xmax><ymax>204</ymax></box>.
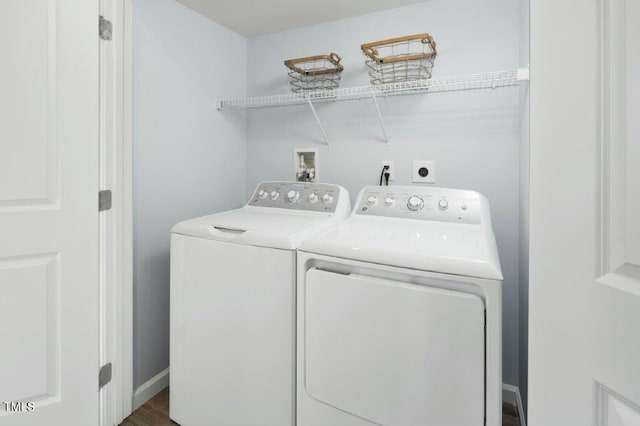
<box><xmin>218</xmin><ymin>68</ymin><xmax>528</xmax><ymax>110</ymax></box>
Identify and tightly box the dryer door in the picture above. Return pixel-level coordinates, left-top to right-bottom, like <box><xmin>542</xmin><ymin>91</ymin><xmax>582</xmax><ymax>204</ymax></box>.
<box><xmin>304</xmin><ymin>268</ymin><xmax>485</xmax><ymax>426</ymax></box>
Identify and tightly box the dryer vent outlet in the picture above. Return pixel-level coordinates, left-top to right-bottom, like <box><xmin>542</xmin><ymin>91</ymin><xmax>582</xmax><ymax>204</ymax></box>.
<box><xmin>412</xmin><ymin>160</ymin><xmax>436</xmax><ymax>183</ymax></box>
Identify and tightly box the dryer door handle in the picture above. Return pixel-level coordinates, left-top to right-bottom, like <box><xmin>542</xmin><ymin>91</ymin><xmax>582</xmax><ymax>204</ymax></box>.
<box><xmin>314</xmin><ymin>267</ymin><xmax>351</xmax><ymax>276</ymax></box>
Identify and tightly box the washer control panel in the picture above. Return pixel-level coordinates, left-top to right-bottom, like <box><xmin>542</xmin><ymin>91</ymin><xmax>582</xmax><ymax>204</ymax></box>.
<box><xmin>248</xmin><ymin>182</ymin><xmax>342</xmax><ymax>213</ymax></box>
<box><xmin>355</xmin><ymin>186</ymin><xmax>483</xmax><ymax>224</ymax></box>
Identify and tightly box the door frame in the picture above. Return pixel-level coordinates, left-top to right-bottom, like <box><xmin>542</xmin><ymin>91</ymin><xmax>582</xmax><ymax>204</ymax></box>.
<box><xmin>99</xmin><ymin>0</ymin><xmax>134</xmax><ymax>424</ymax></box>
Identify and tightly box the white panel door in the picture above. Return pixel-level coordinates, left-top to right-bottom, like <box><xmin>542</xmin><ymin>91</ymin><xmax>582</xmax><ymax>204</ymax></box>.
<box><xmin>0</xmin><ymin>0</ymin><xmax>100</xmax><ymax>425</ymax></box>
<box><xmin>529</xmin><ymin>0</ymin><xmax>640</xmax><ymax>425</ymax></box>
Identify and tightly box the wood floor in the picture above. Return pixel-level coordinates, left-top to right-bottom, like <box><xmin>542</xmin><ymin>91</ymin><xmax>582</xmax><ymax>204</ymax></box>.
<box><xmin>120</xmin><ymin>388</ymin><xmax>177</xmax><ymax>426</ymax></box>
<box><xmin>121</xmin><ymin>387</ymin><xmax>522</xmax><ymax>426</ymax></box>
<box><xmin>503</xmin><ymin>401</ymin><xmax>522</xmax><ymax>426</ymax></box>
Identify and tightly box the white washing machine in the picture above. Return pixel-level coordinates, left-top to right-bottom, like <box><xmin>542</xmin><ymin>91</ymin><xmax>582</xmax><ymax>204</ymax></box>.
<box><xmin>170</xmin><ymin>181</ymin><xmax>350</xmax><ymax>426</ymax></box>
<box><xmin>297</xmin><ymin>186</ymin><xmax>503</xmax><ymax>426</ymax></box>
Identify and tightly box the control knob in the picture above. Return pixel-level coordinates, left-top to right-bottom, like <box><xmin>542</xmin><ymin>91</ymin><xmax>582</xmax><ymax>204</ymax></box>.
<box><xmin>286</xmin><ymin>190</ymin><xmax>300</xmax><ymax>203</ymax></box>
<box><xmin>308</xmin><ymin>193</ymin><xmax>319</xmax><ymax>203</ymax></box>
<box><xmin>407</xmin><ymin>196</ymin><xmax>424</xmax><ymax>211</ymax></box>
<box><xmin>384</xmin><ymin>197</ymin><xmax>395</xmax><ymax>206</ymax></box>
<box><xmin>258</xmin><ymin>189</ymin><xmax>268</xmax><ymax>199</ymax></box>
<box><xmin>438</xmin><ymin>199</ymin><xmax>449</xmax><ymax>210</ymax></box>
<box><xmin>270</xmin><ymin>191</ymin><xmax>280</xmax><ymax>201</ymax></box>
<box><xmin>321</xmin><ymin>194</ymin><xmax>334</xmax><ymax>204</ymax></box>
<box><xmin>366</xmin><ymin>196</ymin><xmax>378</xmax><ymax>206</ymax></box>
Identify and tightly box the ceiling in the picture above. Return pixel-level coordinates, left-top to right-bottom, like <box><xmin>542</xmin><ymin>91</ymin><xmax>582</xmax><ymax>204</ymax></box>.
<box><xmin>176</xmin><ymin>0</ymin><xmax>429</xmax><ymax>37</ymax></box>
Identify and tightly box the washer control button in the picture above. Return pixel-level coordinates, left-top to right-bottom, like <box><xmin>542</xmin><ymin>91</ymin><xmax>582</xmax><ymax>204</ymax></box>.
<box><xmin>407</xmin><ymin>196</ymin><xmax>424</xmax><ymax>211</ymax></box>
<box><xmin>438</xmin><ymin>199</ymin><xmax>449</xmax><ymax>210</ymax></box>
<box><xmin>461</xmin><ymin>203</ymin><xmax>468</xmax><ymax>210</ymax></box>
<box><xmin>384</xmin><ymin>197</ymin><xmax>395</xmax><ymax>206</ymax></box>
<box><xmin>286</xmin><ymin>190</ymin><xmax>300</xmax><ymax>203</ymax></box>
<box><xmin>321</xmin><ymin>194</ymin><xmax>334</xmax><ymax>204</ymax></box>
<box><xmin>308</xmin><ymin>193</ymin><xmax>319</xmax><ymax>203</ymax></box>
<box><xmin>258</xmin><ymin>189</ymin><xmax>268</xmax><ymax>199</ymax></box>
<box><xmin>270</xmin><ymin>191</ymin><xmax>280</xmax><ymax>201</ymax></box>
<box><xmin>366</xmin><ymin>196</ymin><xmax>378</xmax><ymax>206</ymax></box>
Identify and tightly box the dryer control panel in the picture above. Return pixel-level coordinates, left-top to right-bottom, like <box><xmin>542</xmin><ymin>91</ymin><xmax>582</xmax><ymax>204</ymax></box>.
<box><xmin>248</xmin><ymin>182</ymin><xmax>344</xmax><ymax>213</ymax></box>
<box><xmin>355</xmin><ymin>186</ymin><xmax>485</xmax><ymax>225</ymax></box>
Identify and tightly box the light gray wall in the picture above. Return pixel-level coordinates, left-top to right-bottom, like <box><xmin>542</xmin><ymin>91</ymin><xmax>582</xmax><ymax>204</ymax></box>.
<box><xmin>245</xmin><ymin>0</ymin><xmax>523</xmax><ymax>386</ymax></box>
<box><xmin>518</xmin><ymin>0</ymin><xmax>530</xmax><ymax>414</ymax></box>
<box><xmin>133</xmin><ymin>0</ymin><xmax>247</xmax><ymax>388</ymax></box>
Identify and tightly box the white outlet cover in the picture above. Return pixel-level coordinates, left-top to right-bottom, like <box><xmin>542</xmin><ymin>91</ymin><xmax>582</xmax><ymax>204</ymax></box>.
<box><xmin>412</xmin><ymin>160</ymin><xmax>436</xmax><ymax>183</ymax></box>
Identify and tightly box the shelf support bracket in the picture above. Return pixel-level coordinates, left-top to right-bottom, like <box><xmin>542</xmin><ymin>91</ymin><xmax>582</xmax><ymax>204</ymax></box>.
<box><xmin>306</xmin><ymin>98</ymin><xmax>329</xmax><ymax>145</ymax></box>
<box><xmin>371</xmin><ymin>92</ymin><xmax>389</xmax><ymax>144</ymax></box>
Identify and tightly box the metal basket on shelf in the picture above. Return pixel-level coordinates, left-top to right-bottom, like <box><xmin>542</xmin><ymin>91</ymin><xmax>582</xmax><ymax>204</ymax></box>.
<box><xmin>361</xmin><ymin>33</ymin><xmax>437</xmax><ymax>85</ymax></box>
<box><xmin>284</xmin><ymin>53</ymin><xmax>343</xmax><ymax>93</ymax></box>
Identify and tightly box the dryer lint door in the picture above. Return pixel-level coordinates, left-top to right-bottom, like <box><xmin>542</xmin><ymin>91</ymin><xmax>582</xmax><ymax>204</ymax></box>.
<box><xmin>303</xmin><ymin>268</ymin><xmax>485</xmax><ymax>426</ymax></box>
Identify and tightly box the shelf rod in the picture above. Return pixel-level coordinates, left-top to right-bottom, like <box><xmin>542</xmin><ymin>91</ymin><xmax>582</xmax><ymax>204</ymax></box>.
<box><xmin>371</xmin><ymin>92</ymin><xmax>389</xmax><ymax>144</ymax></box>
<box><xmin>307</xmin><ymin>98</ymin><xmax>329</xmax><ymax>145</ymax></box>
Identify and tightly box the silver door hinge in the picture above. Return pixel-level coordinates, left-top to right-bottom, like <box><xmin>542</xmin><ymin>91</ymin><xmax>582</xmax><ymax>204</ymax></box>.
<box><xmin>99</xmin><ymin>363</ymin><xmax>112</xmax><ymax>388</ymax></box>
<box><xmin>99</xmin><ymin>190</ymin><xmax>112</xmax><ymax>211</ymax></box>
<box><xmin>99</xmin><ymin>16</ymin><xmax>112</xmax><ymax>40</ymax></box>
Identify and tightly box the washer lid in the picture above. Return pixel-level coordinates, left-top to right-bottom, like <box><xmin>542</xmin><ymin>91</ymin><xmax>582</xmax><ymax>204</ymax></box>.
<box><xmin>299</xmin><ymin>215</ymin><xmax>503</xmax><ymax>280</ymax></box>
<box><xmin>171</xmin><ymin>207</ymin><xmax>334</xmax><ymax>250</ymax></box>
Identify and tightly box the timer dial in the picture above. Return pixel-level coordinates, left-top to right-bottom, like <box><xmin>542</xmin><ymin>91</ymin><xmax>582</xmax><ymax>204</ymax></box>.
<box><xmin>407</xmin><ymin>196</ymin><xmax>424</xmax><ymax>211</ymax></box>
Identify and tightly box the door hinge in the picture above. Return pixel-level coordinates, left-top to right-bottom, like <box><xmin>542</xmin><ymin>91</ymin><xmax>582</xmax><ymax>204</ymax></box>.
<box><xmin>99</xmin><ymin>16</ymin><xmax>112</xmax><ymax>40</ymax></box>
<box><xmin>99</xmin><ymin>190</ymin><xmax>112</xmax><ymax>211</ymax></box>
<box><xmin>99</xmin><ymin>363</ymin><xmax>112</xmax><ymax>388</ymax></box>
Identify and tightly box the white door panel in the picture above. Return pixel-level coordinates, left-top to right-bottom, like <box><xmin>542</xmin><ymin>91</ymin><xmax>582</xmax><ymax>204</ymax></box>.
<box><xmin>304</xmin><ymin>268</ymin><xmax>484</xmax><ymax>426</ymax></box>
<box><xmin>0</xmin><ymin>254</ymin><xmax>57</xmax><ymax>402</ymax></box>
<box><xmin>0</xmin><ymin>1</ymin><xmax>57</xmax><ymax>207</ymax></box>
<box><xmin>624</xmin><ymin>0</ymin><xmax>640</xmax><ymax>265</ymax></box>
<box><xmin>0</xmin><ymin>0</ymin><xmax>99</xmax><ymax>424</ymax></box>
<box><xmin>597</xmin><ymin>386</ymin><xmax>640</xmax><ymax>426</ymax></box>
<box><xmin>530</xmin><ymin>0</ymin><xmax>640</xmax><ymax>424</ymax></box>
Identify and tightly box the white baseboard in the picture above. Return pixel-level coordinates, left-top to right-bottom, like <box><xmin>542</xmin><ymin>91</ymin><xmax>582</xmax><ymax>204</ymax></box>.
<box><xmin>132</xmin><ymin>367</ymin><xmax>169</xmax><ymax>411</ymax></box>
<box><xmin>503</xmin><ymin>384</ymin><xmax>527</xmax><ymax>426</ymax></box>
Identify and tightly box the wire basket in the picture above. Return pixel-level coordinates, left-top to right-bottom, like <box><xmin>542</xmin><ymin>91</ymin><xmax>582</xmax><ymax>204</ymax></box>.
<box><xmin>361</xmin><ymin>33</ymin><xmax>437</xmax><ymax>85</ymax></box>
<box><xmin>284</xmin><ymin>53</ymin><xmax>344</xmax><ymax>93</ymax></box>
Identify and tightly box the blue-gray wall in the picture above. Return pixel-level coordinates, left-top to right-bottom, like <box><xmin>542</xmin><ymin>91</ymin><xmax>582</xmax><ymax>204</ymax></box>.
<box><xmin>133</xmin><ymin>0</ymin><xmax>247</xmax><ymax>388</ymax></box>
<box><xmin>519</xmin><ymin>0</ymin><xmax>530</xmax><ymax>414</ymax></box>
<box><xmin>132</xmin><ymin>0</ymin><xmax>530</xmax><ymax>394</ymax></box>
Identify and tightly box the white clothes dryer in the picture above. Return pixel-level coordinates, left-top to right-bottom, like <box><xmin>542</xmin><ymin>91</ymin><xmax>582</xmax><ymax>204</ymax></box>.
<box><xmin>297</xmin><ymin>185</ymin><xmax>503</xmax><ymax>426</ymax></box>
<box><xmin>170</xmin><ymin>182</ymin><xmax>349</xmax><ymax>426</ymax></box>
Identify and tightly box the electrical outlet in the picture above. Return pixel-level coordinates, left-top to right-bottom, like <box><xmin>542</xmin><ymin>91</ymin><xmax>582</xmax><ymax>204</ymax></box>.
<box><xmin>382</xmin><ymin>160</ymin><xmax>394</xmax><ymax>181</ymax></box>
<box><xmin>412</xmin><ymin>160</ymin><xmax>436</xmax><ymax>183</ymax></box>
